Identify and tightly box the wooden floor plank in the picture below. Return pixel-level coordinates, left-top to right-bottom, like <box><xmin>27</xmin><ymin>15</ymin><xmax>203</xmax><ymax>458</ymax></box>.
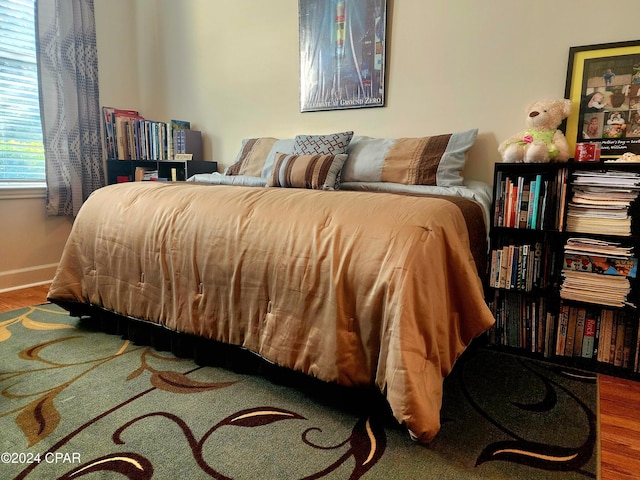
<box><xmin>599</xmin><ymin>374</ymin><xmax>640</xmax><ymax>479</ymax></box>
<box><xmin>0</xmin><ymin>284</ymin><xmax>50</xmax><ymax>312</ymax></box>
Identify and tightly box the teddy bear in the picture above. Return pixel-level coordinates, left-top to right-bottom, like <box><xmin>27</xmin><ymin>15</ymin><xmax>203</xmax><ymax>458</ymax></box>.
<box><xmin>498</xmin><ymin>99</ymin><xmax>572</xmax><ymax>163</ymax></box>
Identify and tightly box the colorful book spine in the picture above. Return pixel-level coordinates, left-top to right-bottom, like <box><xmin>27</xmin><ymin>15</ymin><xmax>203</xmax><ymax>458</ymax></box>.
<box><xmin>555</xmin><ymin>304</ymin><xmax>570</xmax><ymax>356</ymax></box>
<box><xmin>573</xmin><ymin>307</ymin><xmax>587</xmax><ymax>357</ymax></box>
<box><xmin>581</xmin><ymin>309</ymin><xmax>598</xmax><ymax>359</ymax></box>
<box><xmin>531</xmin><ymin>174</ymin><xmax>542</xmax><ymax>229</ymax></box>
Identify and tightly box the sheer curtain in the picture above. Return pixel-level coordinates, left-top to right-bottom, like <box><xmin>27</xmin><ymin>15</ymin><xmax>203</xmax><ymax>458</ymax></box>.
<box><xmin>36</xmin><ymin>0</ymin><xmax>103</xmax><ymax>216</ymax></box>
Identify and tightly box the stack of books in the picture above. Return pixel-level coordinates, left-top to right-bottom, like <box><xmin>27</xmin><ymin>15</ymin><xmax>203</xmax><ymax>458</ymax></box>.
<box><xmin>565</xmin><ymin>170</ymin><xmax>640</xmax><ymax>236</ymax></box>
<box><xmin>559</xmin><ymin>237</ymin><xmax>637</xmax><ymax>307</ymax></box>
<box><xmin>134</xmin><ymin>166</ymin><xmax>158</xmax><ymax>181</ymax></box>
<box><xmin>102</xmin><ymin>106</ymin><xmax>197</xmax><ymax>161</ymax></box>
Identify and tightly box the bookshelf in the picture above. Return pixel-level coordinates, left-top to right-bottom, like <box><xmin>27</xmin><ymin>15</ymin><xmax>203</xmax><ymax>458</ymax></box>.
<box><xmin>486</xmin><ymin>160</ymin><xmax>640</xmax><ymax>380</ymax></box>
<box><xmin>102</xmin><ymin>105</ymin><xmax>215</xmax><ymax>185</ymax></box>
<box><xmin>106</xmin><ymin>160</ymin><xmax>217</xmax><ymax>185</ymax></box>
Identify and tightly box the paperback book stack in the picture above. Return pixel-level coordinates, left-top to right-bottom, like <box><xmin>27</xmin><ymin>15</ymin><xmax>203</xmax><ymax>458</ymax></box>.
<box><xmin>559</xmin><ymin>237</ymin><xmax>637</xmax><ymax>308</ymax></box>
<box><xmin>565</xmin><ymin>170</ymin><xmax>640</xmax><ymax>236</ymax></box>
<box><xmin>134</xmin><ymin>167</ymin><xmax>158</xmax><ymax>182</ymax></box>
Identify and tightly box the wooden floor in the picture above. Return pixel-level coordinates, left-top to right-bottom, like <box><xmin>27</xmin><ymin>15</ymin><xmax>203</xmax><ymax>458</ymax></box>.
<box><xmin>0</xmin><ymin>284</ymin><xmax>51</xmax><ymax>312</ymax></box>
<box><xmin>599</xmin><ymin>375</ymin><xmax>640</xmax><ymax>479</ymax></box>
<box><xmin>2</xmin><ymin>285</ymin><xmax>640</xmax><ymax>479</ymax></box>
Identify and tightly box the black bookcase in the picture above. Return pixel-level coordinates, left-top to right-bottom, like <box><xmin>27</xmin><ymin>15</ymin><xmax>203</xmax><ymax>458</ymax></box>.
<box><xmin>486</xmin><ymin>160</ymin><xmax>640</xmax><ymax>380</ymax></box>
<box><xmin>106</xmin><ymin>160</ymin><xmax>217</xmax><ymax>185</ymax></box>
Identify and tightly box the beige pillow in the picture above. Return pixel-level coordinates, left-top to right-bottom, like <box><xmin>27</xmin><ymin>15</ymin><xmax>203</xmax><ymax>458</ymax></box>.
<box><xmin>225</xmin><ymin>137</ymin><xmax>278</xmax><ymax>176</ymax></box>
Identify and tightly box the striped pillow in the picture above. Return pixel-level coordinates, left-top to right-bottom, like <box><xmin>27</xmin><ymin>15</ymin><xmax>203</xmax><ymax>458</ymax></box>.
<box><xmin>267</xmin><ymin>152</ymin><xmax>348</xmax><ymax>190</ymax></box>
<box><xmin>343</xmin><ymin>129</ymin><xmax>478</xmax><ymax>186</ymax></box>
<box><xmin>225</xmin><ymin>137</ymin><xmax>278</xmax><ymax>176</ymax></box>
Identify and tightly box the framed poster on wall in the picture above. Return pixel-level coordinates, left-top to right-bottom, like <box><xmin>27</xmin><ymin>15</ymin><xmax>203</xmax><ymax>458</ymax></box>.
<box><xmin>564</xmin><ymin>40</ymin><xmax>640</xmax><ymax>158</ymax></box>
<box><xmin>298</xmin><ymin>0</ymin><xmax>387</xmax><ymax>112</ymax></box>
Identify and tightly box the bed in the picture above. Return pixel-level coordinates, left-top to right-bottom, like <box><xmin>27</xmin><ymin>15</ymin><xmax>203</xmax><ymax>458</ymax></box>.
<box><xmin>47</xmin><ymin>130</ymin><xmax>496</xmax><ymax>444</ymax></box>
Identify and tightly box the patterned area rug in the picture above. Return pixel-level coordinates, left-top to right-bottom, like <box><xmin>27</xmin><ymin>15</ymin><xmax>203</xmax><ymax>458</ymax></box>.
<box><xmin>0</xmin><ymin>304</ymin><xmax>598</xmax><ymax>479</ymax></box>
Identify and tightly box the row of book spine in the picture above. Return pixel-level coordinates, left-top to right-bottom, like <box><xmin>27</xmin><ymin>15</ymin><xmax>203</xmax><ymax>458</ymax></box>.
<box><xmin>488</xmin><ymin>241</ymin><xmax>556</xmax><ymax>291</ymax></box>
<box><xmin>555</xmin><ymin>304</ymin><xmax>639</xmax><ymax>371</ymax></box>
<box><xmin>493</xmin><ymin>169</ymin><xmax>567</xmax><ymax>230</ymax></box>
<box><xmin>488</xmin><ymin>292</ymin><xmax>553</xmax><ymax>356</ymax></box>
<box><xmin>488</xmin><ymin>293</ymin><xmax>640</xmax><ymax>372</ymax></box>
<box><xmin>102</xmin><ymin>106</ymin><xmax>192</xmax><ymax>161</ymax></box>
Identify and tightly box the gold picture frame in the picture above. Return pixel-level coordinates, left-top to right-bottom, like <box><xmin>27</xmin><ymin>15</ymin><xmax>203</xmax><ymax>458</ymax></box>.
<box><xmin>564</xmin><ymin>40</ymin><xmax>640</xmax><ymax>158</ymax></box>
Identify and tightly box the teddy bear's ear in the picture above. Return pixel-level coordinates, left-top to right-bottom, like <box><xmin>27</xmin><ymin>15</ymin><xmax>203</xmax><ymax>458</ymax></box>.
<box><xmin>560</xmin><ymin>99</ymin><xmax>572</xmax><ymax>117</ymax></box>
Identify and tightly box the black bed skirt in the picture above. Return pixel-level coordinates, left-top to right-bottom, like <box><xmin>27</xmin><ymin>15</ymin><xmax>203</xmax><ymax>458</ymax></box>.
<box><xmin>59</xmin><ymin>300</ymin><xmax>291</xmax><ymax>377</ymax></box>
<box><xmin>55</xmin><ymin>300</ymin><xmax>392</xmax><ymax>417</ymax></box>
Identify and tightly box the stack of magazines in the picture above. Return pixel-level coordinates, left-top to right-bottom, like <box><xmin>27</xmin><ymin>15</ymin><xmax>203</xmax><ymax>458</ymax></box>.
<box><xmin>565</xmin><ymin>170</ymin><xmax>640</xmax><ymax>236</ymax></box>
<box><xmin>560</xmin><ymin>237</ymin><xmax>637</xmax><ymax>307</ymax></box>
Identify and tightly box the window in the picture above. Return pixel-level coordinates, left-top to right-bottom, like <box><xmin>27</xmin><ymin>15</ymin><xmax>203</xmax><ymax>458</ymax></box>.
<box><xmin>0</xmin><ymin>0</ymin><xmax>44</xmax><ymax>182</ymax></box>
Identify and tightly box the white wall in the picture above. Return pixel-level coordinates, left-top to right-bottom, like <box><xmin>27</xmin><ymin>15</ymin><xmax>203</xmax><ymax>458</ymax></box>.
<box><xmin>131</xmin><ymin>0</ymin><xmax>640</xmax><ymax>185</ymax></box>
<box><xmin>1</xmin><ymin>0</ymin><xmax>638</xmax><ymax>290</ymax></box>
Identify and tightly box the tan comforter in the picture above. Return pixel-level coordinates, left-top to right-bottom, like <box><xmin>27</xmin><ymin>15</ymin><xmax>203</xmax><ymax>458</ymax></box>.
<box><xmin>48</xmin><ymin>181</ymin><xmax>495</xmax><ymax>443</ymax></box>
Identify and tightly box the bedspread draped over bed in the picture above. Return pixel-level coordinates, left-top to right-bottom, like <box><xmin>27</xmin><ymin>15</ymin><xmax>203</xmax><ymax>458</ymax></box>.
<box><xmin>48</xmin><ymin>181</ymin><xmax>495</xmax><ymax>443</ymax></box>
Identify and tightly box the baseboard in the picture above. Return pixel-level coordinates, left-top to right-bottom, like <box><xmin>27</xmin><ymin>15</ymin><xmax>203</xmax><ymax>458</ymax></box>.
<box><xmin>0</xmin><ymin>263</ymin><xmax>57</xmax><ymax>292</ymax></box>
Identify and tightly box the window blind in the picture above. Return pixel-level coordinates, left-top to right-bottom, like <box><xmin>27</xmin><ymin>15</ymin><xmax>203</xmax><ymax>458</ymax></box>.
<box><xmin>0</xmin><ymin>0</ymin><xmax>44</xmax><ymax>181</ymax></box>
